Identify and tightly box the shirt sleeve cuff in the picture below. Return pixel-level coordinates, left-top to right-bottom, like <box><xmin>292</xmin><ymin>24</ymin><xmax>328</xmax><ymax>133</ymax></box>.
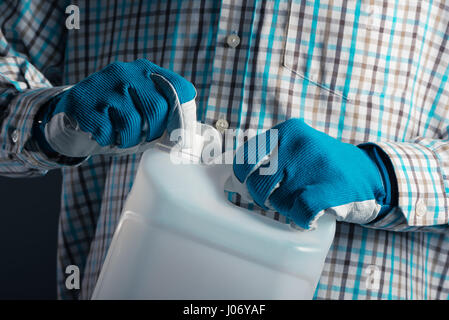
<box><xmin>360</xmin><ymin>141</ymin><xmax>448</xmax><ymax>227</ymax></box>
<box><xmin>1</xmin><ymin>86</ymin><xmax>86</xmax><ymax>171</ymax></box>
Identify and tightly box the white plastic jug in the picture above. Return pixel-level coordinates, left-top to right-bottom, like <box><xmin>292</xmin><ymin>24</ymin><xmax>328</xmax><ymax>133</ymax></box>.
<box><xmin>92</xmin><ymin>95</ymin><xmax>336</xmax><ymax>299</ymax></box>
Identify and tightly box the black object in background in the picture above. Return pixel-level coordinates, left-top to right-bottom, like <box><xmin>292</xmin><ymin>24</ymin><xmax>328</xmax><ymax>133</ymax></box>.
<box><xmin>0</xmin><ymin>170</ymin><xmax>61</xmax><ymax>299</ymax></box>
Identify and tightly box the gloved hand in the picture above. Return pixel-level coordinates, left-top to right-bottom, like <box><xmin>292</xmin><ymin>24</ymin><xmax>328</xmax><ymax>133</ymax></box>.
<box><xmin>36</xmin><ymin>59</ymin><xmax>196</xmax><ymax>157</ymax></box>
<box><xmin>233</xmin><ymin>118</ymin><xmax>391</xmax><ymax>230</ymax></box>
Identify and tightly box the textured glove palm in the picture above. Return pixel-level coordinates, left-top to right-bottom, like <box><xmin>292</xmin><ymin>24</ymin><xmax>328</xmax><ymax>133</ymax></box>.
<box><xmin>40</xmin><ymin>59</ymin><xmax>196</xmax><ymax>157</ymax></box>
<box><xmin>233</xmin><ymin>118</ymin><xmax>387</xmax><ymax>229</ymax></box>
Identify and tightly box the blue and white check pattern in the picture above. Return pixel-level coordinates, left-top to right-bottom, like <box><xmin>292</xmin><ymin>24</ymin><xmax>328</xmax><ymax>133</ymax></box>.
<box><xmin>1</xmin><ymin>0</ymin><xmax>449</xmax><ymax>299</ymax></box>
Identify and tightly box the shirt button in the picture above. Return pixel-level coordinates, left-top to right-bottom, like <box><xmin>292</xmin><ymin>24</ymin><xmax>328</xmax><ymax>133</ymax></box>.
<box><xmin>215</xmin><ymin>118</ymin><xmax>229</xmax><ymax>133</ymax></box>
<box><xmin>11</xmin><ymin>129</ymin><xmax>19</xmax><ymax>144</ymax></box>
<box><xmin>366</xmin><ymin>5</ymin><xmax>379</xmax><ymax>31</ymax></box>
<box><xmin>416</xmin><ymin>199</ymin><xmax>427</xmax><ymax>217</ymax></box>
<box><xmin>226</xmin><ymin>34</ymin><xmax>240</xmax><ymax>48</ymax></box>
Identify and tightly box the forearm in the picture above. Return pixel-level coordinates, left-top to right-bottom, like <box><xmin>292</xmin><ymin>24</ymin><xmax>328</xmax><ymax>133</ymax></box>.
<box><xmin>0</xmin><ymin>0</ymin><xmax>75</xmax><ymax>176</ymax></box>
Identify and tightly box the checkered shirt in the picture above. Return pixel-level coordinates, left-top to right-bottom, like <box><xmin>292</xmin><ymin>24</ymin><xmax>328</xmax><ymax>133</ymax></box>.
<box><xmin>1</xmin><ymin>0</ymin><xmax>449</xmax><ymax>299</ymax></box>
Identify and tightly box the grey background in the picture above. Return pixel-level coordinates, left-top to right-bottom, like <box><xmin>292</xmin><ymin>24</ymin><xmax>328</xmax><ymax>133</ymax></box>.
<box><xmin>0</xmin><ymin>170</ymin><xmax>61</xmax><ymax>299</ymax></box>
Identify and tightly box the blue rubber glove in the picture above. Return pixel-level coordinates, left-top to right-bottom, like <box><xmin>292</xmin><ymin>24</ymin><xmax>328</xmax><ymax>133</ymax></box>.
<box><xmin>38</xmin><ymin>59</ymin><xmax>196</xmax><ymax>157</ymax></box>
<box><xmin>233</xmin><ymin>118</ymin><xmax>391</xmax><ymax>230</ymax></box>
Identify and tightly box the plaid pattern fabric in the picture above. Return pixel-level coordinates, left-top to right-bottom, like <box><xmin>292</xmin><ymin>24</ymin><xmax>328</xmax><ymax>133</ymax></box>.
<box><xmin>0</xmin><ymin>0</ymin><xmax>448</xmax><ymax>299</ymax></box>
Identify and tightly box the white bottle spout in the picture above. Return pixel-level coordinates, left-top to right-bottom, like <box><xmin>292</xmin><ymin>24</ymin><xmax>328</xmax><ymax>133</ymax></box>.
<box><xmin>159</xmin><ymin>97</ymin><xmax>223</xmax><ymax>163</ymax></box>
<box><xmin>178</xmin><ymin>98</ymin><xmax>199</xmax><ymax>150</ymax></box>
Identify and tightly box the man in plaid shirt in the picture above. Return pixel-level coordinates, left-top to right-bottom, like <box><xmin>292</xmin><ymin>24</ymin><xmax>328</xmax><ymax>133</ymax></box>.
<box><xmin>1</xmin><ymin>0</ymin><xmax>448</xmax><ymax>300</ymax></box>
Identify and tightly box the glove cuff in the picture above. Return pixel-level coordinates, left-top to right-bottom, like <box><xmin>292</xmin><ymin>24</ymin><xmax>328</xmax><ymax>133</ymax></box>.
<box><xmin>32</xmin><ymin>94</ymin><xmax>87</xmax><ymax>165</ymax></box>
<box><xmin>358</xmin><ymin>143</ymin><xmax>399</xmax><ymax>217</ymax></box>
